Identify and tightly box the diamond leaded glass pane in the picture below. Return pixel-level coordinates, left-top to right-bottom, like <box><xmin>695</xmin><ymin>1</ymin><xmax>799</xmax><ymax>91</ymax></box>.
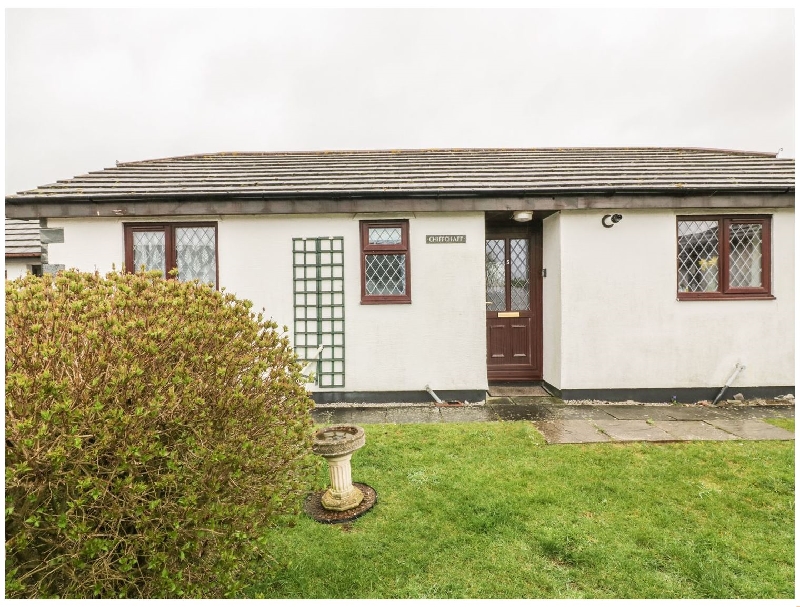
<box><xmin>368</xmin><ymin>227</ymin><xmax>402</xmax><ymax>245</ymax></box>
<box><xmin>510</xmin><ymin>239</ymin><xmax>530</xmax><ymax>311</ymax></box>
<box><xmin>365</xmin><ymin>254</ymin><xmax>405</xmax><ymax>295</ymax></box>
<box><xmin>729</xmin><ymin>223</ymin><xmax>763</xmax><ymax>288</ymax></box>
<box><xmin>485</xmin><ymin>239</ymin><xmax>506</xmax><ymax>311</ymax></box>
<box><xmin>677</xmin><ymin>220</ymin><xmax>719</xmax><ymax>292</ymax></box>
<box><xmin>132</xmin><ymin>231</ymin><xmax>166</xmax><ymax>277</ymax></box>
<box><xmin>176</xmin><ymin>227</ymin><xmax>216</xmax><ymax>288</ymax></box>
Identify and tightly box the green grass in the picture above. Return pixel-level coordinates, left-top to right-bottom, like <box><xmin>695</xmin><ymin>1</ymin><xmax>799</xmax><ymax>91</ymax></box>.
<box><xmin>248</xmin><ymin>422</ymin><xmax>794</xmax><ymax>599</ymax></box>
<box><xmin>765</xmin><ymin>417</ymin><xmax>795</xmax><ymax>432</ymax></box>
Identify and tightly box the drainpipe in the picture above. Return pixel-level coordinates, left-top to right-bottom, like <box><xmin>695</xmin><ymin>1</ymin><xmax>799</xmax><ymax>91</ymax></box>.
<box><xmin>712</xmin><ymin>363</ymin><xmax>745</xmax><ymax>406</ymax></box>
<box><xmin>425</xmin><ymin>384</ymin><xmax>443</xmax><ymax>404</ymax></box>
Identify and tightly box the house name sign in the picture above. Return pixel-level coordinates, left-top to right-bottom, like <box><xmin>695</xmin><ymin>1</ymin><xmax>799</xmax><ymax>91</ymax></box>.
<box><xmin>426</xmin><ymin>235</ymin><xmax>466</xmax><ymax>244</ymax></box>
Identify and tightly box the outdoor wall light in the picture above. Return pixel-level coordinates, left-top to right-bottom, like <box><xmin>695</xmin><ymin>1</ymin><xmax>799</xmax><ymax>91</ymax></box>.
<box><xmin>513</xmin><ymin>210</ymin><xmax>534</xmax><ymax>222</ymax></box>
<box><xmin>602</xmin><ymin>214</ymin><xmax>623</xmax><ymax>228</ymax></box>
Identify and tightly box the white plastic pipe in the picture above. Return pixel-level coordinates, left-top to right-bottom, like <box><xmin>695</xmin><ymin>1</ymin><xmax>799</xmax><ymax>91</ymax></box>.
<box><xmin>712</xmin><ymin>363</ymin><xmax>746</xmax><ymax>406</ymax></box>
<box><xmin>425</xmin><ymin>384</ymin><xmax>443</xmax><ymax>404</ymax></box>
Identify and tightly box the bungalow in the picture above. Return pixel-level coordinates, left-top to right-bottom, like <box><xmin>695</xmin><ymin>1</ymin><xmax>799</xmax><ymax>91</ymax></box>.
<box><xmin>5</xmin><ymin>148</ymin><xmax>795</xmax><ymax>403</ymax></box>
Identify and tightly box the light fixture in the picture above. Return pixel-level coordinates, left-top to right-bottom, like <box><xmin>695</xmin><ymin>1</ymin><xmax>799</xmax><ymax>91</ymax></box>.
<box><xmin>513</xmin><ymin>210</ymin><xmax>533</xmax><ymax>222</ymax></box>
<box><xmin>601</xmin><ymin>214</ymin><xmax>623</xmax><ymax>228</ymax></box>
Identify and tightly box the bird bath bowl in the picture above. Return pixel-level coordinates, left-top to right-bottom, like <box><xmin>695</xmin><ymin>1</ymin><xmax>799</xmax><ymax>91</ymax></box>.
<box><xmin>312</xmin><ymin>425</ymin><xmax>366</xmax><ymax>512</ymax></box>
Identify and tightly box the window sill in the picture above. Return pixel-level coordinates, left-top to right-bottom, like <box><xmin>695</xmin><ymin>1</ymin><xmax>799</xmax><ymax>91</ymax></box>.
<box><xmin>677</xmin><ymin>293</ymin><xmax>775</xmax><ymax>301</ymax></box>
<box><xmin>360</xmin><ymin>299</ymin><xmax>412</xmax><ymax>305</ymax></box>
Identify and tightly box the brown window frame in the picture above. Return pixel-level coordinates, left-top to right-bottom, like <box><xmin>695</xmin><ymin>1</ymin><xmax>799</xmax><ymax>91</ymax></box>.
<box><xmin>123</xmin><ymin>222</ymin><xmax>219</xmax><ymax>289</ymax></box>
<box><xmin>676</xmin><ymin>215</ymin><xmax>772</xmax><ymax>301</ymax></box>
<box><xmin>359</xmin><ymin>219</ymin><xmax>411</xmax><ymax>304</ymax></box>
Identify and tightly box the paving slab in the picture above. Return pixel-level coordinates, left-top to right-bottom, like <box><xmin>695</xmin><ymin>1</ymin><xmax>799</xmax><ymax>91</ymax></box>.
<box><xmin>547</xmin><ymin>406</ymin><xmax>616</xmax><ymax>421</ymax></box>
<box><xmin>383</xmin><ymin>406</ymin><xmax>442</xmax><ymax>424</ymax></box>
<box><xmin>714</xmin><ymin>405</ymin><xmax>794</xmax><ymax>420</ymax></box>
<box><xmin>489</xmin><ymin>404</ymin><xmax>555</xmax><ymax>421</ymax></box>
<box><xmin>510</xmin><ymin>396</ymin><xmax>564</xmax><ymax>406</ymax></box>
<box><xmin>651</xmin><ymin>421</ymin><xmax>738</xmax><ymax>441</ymax></box>
<box><xmin>439</xmin><ymin>406</ymin><xmax>498</xmax><ymax>423</ymax></box>
<box><xmin>532</xmin><ymin>420</ymin><xmax>612</xmax><ymax>444</ymax></box>
<box><xmin>706</xmin><ymin>419</ymin><xmax>795</xmax><ymax>441</ymax></box>
<box><xmin>657</xmin><ymin>407</ymin><xmax>730</xmax><ymax>421</ymax></box>
<box><xmin>598</xmin><ymin>406</ymin><xmax>680</xmax><ymax>421</ymax></box>
<box><xmin>485</xmin><ymin>396</ymin><xmax>515</xmax><ymax>406</ymax></box>
<box><xmin>592</xmin><ymin>420</ymin><xmax>675</xmax><ymax>442</ymax></box>
<box><xmin>313</xmin><ymin>407</ymin><xmax>388</xmax><ymax>425</ymax></box>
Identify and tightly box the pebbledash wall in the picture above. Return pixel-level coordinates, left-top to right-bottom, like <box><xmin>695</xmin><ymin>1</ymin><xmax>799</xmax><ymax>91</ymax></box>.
<box><xmin>44</xmin><ymin>212</ymin><xmax>489</xmax><ymax>403</ymax></box>
<box><xmin>541</xmin><ymin>207</ymin><xmax>795</xmax><ymax>400</ymax></box>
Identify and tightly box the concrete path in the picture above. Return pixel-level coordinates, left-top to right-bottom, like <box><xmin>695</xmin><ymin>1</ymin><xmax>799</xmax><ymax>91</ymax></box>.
<box><xmin>312</xmin><ymin>397</ymin><xmax>794</xmax><ymax>444</ymax></box>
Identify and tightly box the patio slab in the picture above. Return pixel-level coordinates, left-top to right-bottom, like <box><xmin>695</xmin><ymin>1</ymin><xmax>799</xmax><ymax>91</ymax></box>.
<box><xmin>592</xmin><ymin>420</ymin><xmax>675</xmax><ymax>442</ymax></box>
<box><xmin>651</xmin><ymin>421</ymin><xmax>738</xmax><ymax>441</ymax></box>
<box><xmin>659</xmin><ymin>407</ymin><xmax>731</xmax><ymax>421</ymax></box>
<box><xmin>547</xmin><ymin>406</ymin><xmax>616</xmax><ymax>420</ymax></box>
<box><xmin>439</xmin><ymin>406</ymin><xmax>498</xmax><ymax>423</ymax></box>
<box><xmin>598</xmin><ymin>406</ymin><xmax>679</xmax><ymax>421</ymax></box>
<box><xmin>384</xmin><ymin>406</ymin><xmax>442</xmax><ymax>424</ymax></box>
<box><xmin>714</xmin><ymin>405</ymin><xmax>795</xmax><ymax>420</ymax></box>
<box><xmin>489</xmin><ymin>404</ymin><xmax>555</xmax><ymax>421</ymax></box>
<box><xmin>706</xmin><ymin>419</ymin><xmax>795</xmax><ymax>441</ymax></box>
<box><xmin>313</xmin><ymin>407</ymin><xmax>388</xmax><ymax>425</ymax></box>
<box><xmin>532</xmin><ymin>420</ymin><xmax>612</xmax><ymax>444</ymax></box>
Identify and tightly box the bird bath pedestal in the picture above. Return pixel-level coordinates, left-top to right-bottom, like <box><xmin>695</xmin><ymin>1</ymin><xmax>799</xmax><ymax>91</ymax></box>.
<box><xmin>312</xmin><ymin>425</ymin><xmax>366</xmax><ymax>512</ymax></box>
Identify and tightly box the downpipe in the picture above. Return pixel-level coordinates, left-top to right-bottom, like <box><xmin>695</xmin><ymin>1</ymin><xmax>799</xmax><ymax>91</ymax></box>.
<box><xmin>425</xmin><ymin>384</ymin><xmax>443</xmax><ymax>404</ymax></box>
<box><xmin>712</xmin><ymin>363</ymin><xmax>746</xmax><ymax>406</ymax></box>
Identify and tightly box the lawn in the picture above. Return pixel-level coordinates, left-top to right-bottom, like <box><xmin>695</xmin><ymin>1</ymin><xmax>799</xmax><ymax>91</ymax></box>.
<box><xmin>248</xmin><ymin>422</ymin><xmax>794</xmax><ymax>599</ymax></box>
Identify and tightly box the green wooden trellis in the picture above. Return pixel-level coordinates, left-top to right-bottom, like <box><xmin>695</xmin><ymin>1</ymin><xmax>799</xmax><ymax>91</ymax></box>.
<box><xmin>292</xmin><ymin>237</ymin><xmax>345</xmax><ymax>387</ymax></box>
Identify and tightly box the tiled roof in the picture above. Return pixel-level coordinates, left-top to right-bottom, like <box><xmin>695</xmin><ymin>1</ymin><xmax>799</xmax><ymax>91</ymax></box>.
<box><xmin>6</xmin><ymin>148</ymin><xmax>794</xmax><ymax>202</ymax></box>
<box><xmin>5</xmin><ymin>219</ymin><xmax>41</xmax><ymax>258</ymax></box>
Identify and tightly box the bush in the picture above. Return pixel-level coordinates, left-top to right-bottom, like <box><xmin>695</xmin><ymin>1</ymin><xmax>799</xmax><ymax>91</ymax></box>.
<box><xmin>5</xmin><ymin>270</ymin><xmax>317</xmax><ymax>598</ymax></box>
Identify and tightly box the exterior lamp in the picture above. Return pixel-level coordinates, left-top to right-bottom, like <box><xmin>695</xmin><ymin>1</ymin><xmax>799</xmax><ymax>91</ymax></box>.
<box><xmin>513</xmin><ymin>211</ymin><xmax>533</xmax><ymax>222</ymax></box>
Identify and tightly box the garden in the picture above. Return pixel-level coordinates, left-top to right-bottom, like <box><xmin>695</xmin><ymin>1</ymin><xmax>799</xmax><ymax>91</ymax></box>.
<box><xmin>5</xmin><ymin>271</ymin><xmax>794</xmax><ymax>599</ymax></box>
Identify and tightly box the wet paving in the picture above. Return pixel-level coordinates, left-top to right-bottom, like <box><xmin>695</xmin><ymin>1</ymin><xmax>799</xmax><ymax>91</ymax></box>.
<box><xmin>311</xmin><ymin>397</ymin><xmax>795</xmax><ymax>444</ymax></box>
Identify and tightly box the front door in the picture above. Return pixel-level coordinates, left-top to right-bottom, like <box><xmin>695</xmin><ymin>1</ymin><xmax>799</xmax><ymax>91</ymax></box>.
<box><xmin>485</xmin><ymin>224</ymin><xmax>542</xmax><ymax>381</ymax></box>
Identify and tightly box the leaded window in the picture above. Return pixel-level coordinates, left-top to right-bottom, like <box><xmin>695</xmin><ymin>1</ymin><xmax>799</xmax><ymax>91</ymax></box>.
<box><xmin>360</xmin><ymin>220</ymin><xmax>411</xmax><ymax>304</ymax></box>
<box><xmin>677</xmin><ymin>216</ymin><xmax>771</xmax><ymax>300</ymax></box>
<box><xmin>124</xmin><ymin>223</ymin><xmax>217</xmax><ymax>289</ymax></box>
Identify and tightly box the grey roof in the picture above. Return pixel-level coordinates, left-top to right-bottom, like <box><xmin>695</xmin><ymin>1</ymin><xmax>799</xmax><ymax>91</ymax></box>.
<box><xmin>6</xmin><ymin>219</ymin><xmax>41</xmax><ymax>258</ymax></box>
<box><xmin>5</xmin><ymin>148</ymin><xmax>794</xmax><ymax>203</ymax></box>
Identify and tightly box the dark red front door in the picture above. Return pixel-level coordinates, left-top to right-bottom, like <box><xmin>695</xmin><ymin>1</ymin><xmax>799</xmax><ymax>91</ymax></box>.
<box><xmin>485</xmin><ymin>224</ymin><xmax>542</xmax><ymax>381</ymax></box>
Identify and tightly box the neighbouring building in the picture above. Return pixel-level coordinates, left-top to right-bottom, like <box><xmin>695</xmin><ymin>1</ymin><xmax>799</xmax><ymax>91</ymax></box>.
<box><xmin>5</xmin><ymin>219</ymin><xmax>43</xmax><ymax>279</ymax></box>
<box><xmin>5</xmin><ymin>148</ymin><xmax>795</xmax><ymax>402</ymax></box>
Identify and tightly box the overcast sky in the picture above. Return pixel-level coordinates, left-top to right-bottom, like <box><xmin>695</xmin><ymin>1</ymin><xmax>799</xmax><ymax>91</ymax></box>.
<box><xmin>4</xmin><ymin>8</ymin><xmax>795</xmax><ymax>195</ymax></box>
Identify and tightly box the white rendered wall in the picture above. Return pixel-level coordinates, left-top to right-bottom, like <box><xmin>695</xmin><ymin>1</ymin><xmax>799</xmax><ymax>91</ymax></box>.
<box><xmin>46</xmin><ymin>218</ymin><xmax>125</xmax><ymax>274</ymax></box>
<box><xmin>6</xmin><ymin>259</ymin><xmax>36</xmax><ymax>280</ymax></box>
<box><xmin>557</xmin><ymin>208</ymin><xmax>795</xmax><ymax>390</ymax></box>
<box><xmin>541</xmin><ymin>213</ymin><xmax>562</xmax><ymax>389</ymax></box>
<box><xmin>46</xmin><ymin>213</ymin><xmax>489</xmax><ymax>394</ymax></box>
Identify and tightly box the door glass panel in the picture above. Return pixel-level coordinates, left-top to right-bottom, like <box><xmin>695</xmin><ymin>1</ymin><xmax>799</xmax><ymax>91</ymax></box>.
<box><xmin>485</xmin><ymin>239</ymin><xmax>506</xmax><ymax>311</ymax></box>
<box><xmin>176</xmin><ymin>226</ymin><xmax>217</xmax><ymax>288</ymax></box>
<box><xmin>510</xmin><ymin>238</ymin><xmax>530</xmax><ymax>311</ymax></box>
<box><xmin>132</xmin><ymin>231</ymin><xmax>166</xmax><ymax>277</ymax></box>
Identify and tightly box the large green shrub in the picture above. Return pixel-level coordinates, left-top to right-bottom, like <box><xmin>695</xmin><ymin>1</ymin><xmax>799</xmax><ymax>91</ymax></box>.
<box><xmin>5</xmin><ymin>270</ymin><xmax>317</xmax><ymax>598</ymax></box>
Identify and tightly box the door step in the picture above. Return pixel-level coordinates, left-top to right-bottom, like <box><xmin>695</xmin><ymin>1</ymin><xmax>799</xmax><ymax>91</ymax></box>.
<box><xmin>488</xmin><ymin>384</ymin><xmax>550</xmax><ymax>397</ymax></box>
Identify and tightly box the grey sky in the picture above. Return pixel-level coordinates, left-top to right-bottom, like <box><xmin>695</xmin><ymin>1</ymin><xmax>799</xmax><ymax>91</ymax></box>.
<box><xmin>5</xmin><ymin>8</ymin><xmax>795</xmax><ymax>195</ymax></box>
